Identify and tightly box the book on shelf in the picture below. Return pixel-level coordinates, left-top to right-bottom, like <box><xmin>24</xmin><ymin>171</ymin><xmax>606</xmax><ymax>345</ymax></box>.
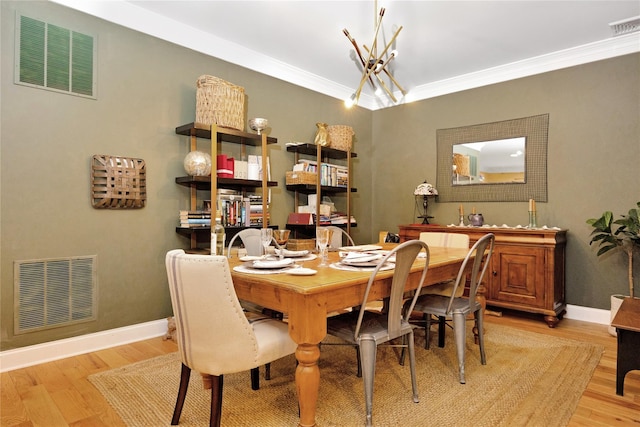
<box><xmin>287</xmin><ymin>212</ymin><xmax>313</xmax><ymax>225</ymax></box>
<box><xmin>330</xmin><ymin>212</ymin><xmax>357</xmax><ymax>225</ymax></box>
<box><xmin>292</xmin><ymin>159</ymin><xmax>348</xmax><ymax>187</ymax></box>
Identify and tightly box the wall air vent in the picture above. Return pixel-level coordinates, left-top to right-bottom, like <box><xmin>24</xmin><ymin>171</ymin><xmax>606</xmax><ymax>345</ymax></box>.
<box><xmin>15</xmin><ymin>14</ymin><xmax>97</xmax><ymax>98</ymax></box>
<box><xmin>14</xmin><ymin>256</ymin><xmax>97</xmax><ymax>334</ymax></box>
<box><xmin>609</xmin><ymin>16</ymin><xmax>640</xmax><ymax>36</ymax></box>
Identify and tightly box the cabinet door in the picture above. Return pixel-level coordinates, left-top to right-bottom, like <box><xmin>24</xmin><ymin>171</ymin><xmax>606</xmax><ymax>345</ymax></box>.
<box><xmin>489</xmin><ymin>245</ymin><xmax>546</xmax><ymax>308</ymax></box>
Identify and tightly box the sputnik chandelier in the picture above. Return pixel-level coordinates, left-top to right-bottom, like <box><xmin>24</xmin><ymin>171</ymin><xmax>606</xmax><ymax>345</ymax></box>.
<box><xmin>343</xmin><ymin>3</ymin><xmax>407</xmax><ymax>107</ymax></box>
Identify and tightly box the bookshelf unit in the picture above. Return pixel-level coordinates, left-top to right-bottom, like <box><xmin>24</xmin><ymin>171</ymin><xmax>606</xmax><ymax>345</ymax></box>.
<box><xmin>285</xmin><ymin>143</ymin><xmax>356</xmax><ymax>237</ymax></box>
<box><xmin>175</xmin><ymin>122</ymin><xmax>278</xmax><ymax>251</ymax></box>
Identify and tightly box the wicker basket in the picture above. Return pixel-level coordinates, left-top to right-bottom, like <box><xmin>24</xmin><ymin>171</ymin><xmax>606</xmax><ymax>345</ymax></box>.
<box><xmin>196</xmin><ymin>75</ymin><xmax>245</xmax><ymax>131</ymax></box>
<box><xmin>327</xmin><ymin>125</ymin><xmax>354</xmax><ymax>151</ymax></box>
<box><xmin>286</xmin><ymin>171</ymin><xmax>317</xmax><ymax>185</ymax></box>
<box><xmin>287</xmin><ymin>239</ymin><xmax>316</xmax><ymax>251</ymax></box>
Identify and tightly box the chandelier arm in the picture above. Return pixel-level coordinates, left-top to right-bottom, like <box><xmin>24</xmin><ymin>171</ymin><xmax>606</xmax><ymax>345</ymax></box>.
<box><xmin>354</xmin><ymin>59</ymin><xmax>381</xmax><ymax>102</ymax></box>
<box><xmin>369</xmin><ymin>7</ymin><xmax>385</xmax><ymax>62</ymax></box>
<box><xmin>375</xmin><ymin>25</ymin><xmax>403</xmax><ymax>64</ymax></box>
<box><xmin>374</xmin><ymin>73</ymin><xmax>398</xmax><ymax>102</ymax></box>
<box><xmin>343</xmin><ymin>29</ymin><xmax>376</xmax><ymax>88</ymax></box>
<box><xmin>380</xmin><ymin>68</ymin><xmax>407</xmax><ymax>95</ymax></box>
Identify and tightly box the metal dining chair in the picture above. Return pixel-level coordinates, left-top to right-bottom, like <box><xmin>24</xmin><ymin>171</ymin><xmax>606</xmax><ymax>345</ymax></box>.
<box><xmin>326</xmin><ymin>225</ymin><xmax>355</xmax><ymax>249</ymax></box>
<box><xmin>407</xmin><ymin>233</ymin><xmax>495</xmax><ymax>384</ymax></box>
<box><xmin>417</xmin><ymin>232</ymin><xmax>470</xmax><ymax>347</ymax></box>
<box><xmin>165</xmin><ymin>250</ymin><xmax>297</xmax><ymax>426</ymax></box>
<box><xmin>324</xmin><ymin>240</ymin><xmax>430</xmax><ymax>427</ymax></box>
<box><xmin>227</xmin><ymin>228</ymin><xmax>262</xmax><ymax>257</ymax></box>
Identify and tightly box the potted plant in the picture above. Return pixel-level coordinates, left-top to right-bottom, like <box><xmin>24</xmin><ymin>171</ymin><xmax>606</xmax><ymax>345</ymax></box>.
<box><xmin>586</xmin><ymin>202</ymin><xmax>640</xmax><ymax>335</ymax></box>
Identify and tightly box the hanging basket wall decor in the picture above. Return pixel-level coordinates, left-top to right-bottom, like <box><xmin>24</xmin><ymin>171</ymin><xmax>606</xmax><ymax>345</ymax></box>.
<box><xmin>91</xmin><ymin>154</ymin><xmax>146</xmax><ymax>209</ymax></box>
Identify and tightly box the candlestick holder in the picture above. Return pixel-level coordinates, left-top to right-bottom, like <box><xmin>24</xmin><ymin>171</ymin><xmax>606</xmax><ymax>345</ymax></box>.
<box><xmin>528</xmin><ymin>211</ymin><xmax>537</xmax><ymax>228</ymax></box>
<box><xmin>459</xmin><ymin>214</ymin><xmax>465</xmax><ymax>227</ymax></box>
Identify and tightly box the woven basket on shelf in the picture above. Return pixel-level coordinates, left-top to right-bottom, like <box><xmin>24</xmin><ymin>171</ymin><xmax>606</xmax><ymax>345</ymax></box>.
<box><xmin>195</xmin><ymin>75</ymin><xmax>245</xmax><ymax>131</ymax></box>
<box><xmin>286</xmin><ymin>171</ymin><xmax>317</xmax><ymax>186</ymax></box>
<box><xmin>327</xmin><ymin>125</ymin><xmax>354</xmax><ymax>151</ymax></box>
<box><xmin>287</xmin><ymin>239</ymin><xmax>316</xmax><ymax>251</ymax></box>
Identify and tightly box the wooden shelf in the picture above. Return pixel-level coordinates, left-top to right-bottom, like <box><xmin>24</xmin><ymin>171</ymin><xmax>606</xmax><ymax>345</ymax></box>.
<box><xmin>285</xmin><ymin>184</ymin><xmax>356</xmax><ymax>194</ymax></box>
<box><xmin>176</xmin><ymin>122</ymin><xmax>277</xmax><ymax>145</ymax></box>
<box><xmin>286</xmin><ymin>143</ymin><xmax>356</xmax><ymax>159</ymax></box>
<box><xmin>176</xmin><ymin>176</ymin><xmax>278</xmax><ymax>191</ymax></box>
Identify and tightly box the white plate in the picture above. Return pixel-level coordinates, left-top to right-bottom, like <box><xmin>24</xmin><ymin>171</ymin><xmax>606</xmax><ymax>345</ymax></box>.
<box><xmin>340</xmin><ymin>253</ymin><xmax>382</xmax><ymax>264</ymax></box>
<box><xmin>287</xmin><ymin>268</ymin><xmax>317</xmax><ymax>276</ymax></box>
<box><xmin>239</xmin><ymin>256</ymin><xmax>262</xmax><ymax>262</ymax></box>
<box><xmin>275</xmin><ymin>249</ymin><xmax>309</xmax><ymax>258</ymax></box>
<box><xmin>339</xmin><ymin>244</ymin><xmax>383</xmax><ymax>252</ymax></box>
<box><xmin>341</xmin><ymin>259</ymin><xmax>386</xmax><ymax>267</ymax></box>
<box><xmin>252</xmin><ymin>258</ymin><xmax>295</xmax><ymax>269</ymax></box>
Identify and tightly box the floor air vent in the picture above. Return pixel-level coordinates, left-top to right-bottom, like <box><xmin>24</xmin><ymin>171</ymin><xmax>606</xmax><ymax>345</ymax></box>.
<box><xmin>14</xmin><ymin>256</ymin><xmax>97</xmax><ymax>334</ymax></box>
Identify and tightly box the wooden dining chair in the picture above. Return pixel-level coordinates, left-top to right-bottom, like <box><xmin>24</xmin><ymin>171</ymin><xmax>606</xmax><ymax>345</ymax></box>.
<box><xmin>165</xmin><ymin>250</ymin><xmax>297</xmax><ymax>427</ymax></box>
<box><xmin>324</xmin><ymin>240</ymin><xmax>430</xmax><ymax>427</ymax></box>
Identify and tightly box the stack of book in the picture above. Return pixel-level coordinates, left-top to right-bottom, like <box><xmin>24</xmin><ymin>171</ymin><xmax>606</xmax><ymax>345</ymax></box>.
<box><xmin>248</xmin><ymin>195</ymin><xmax>270</xmax><ymax>226</ymax></box>
<box><xmin>330</xmin><ymin>212</ymin><xmax>357</xmax><ymax>225</ymax></box>
<box><xmin>179</xmin><ymin>210</ymin><xmax>211</xmax><ymax>228</ymax></box>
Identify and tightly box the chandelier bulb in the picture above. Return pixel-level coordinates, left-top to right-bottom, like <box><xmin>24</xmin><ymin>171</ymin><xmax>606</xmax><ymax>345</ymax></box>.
<box><xmin>391</xmin><ymin>49</ymin><xmax>398</xmax><ymax>58</ymax></box>
<box><xmin>344</xmin><ymin>93</ymin><xmax>357</xmax><ymax>108</ymax></box>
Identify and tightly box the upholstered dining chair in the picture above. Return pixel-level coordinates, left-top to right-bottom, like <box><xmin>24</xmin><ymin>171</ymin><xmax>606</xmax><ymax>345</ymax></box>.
<box><xmin>417</xmin><ymin>232</ymin><xmax>470</xmax><ymax>347</ymax></box>
<box><xmin>165</xmin><ymin>249</ymin><xmax>297</xmax><ymax>427</ymax></box>
<box><xmin>325</xmin><ymin>240</ymin><xmax>430</xmax><ymax>427</ymax></box>
<box><xmin>326</xmin><ymin>225</ymin><xmax>355</xmax><ymax>249</ymax></box>
<box><xmin>407</xmin><ymin>233</ymin><xmax>495</xmax><ymax>384</ymax></box>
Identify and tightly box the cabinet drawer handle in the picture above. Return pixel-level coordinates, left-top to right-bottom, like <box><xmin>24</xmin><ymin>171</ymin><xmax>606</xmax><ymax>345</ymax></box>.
<box><xmin>492</xmin><ymin>270</ymin><xmax>498</xmax><ymax>277</ymax></box>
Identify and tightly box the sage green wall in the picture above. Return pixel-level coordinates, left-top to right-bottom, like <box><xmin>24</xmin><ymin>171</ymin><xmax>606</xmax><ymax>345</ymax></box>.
<box><xmin>1</xmin><ymin>1</ymin><xmax>638</xmax><ymax>351</ymax></box>
<box><xmin>371</xmin><ymin>53</ymin><xmax>640</xmax><ymax>310</ymax></box>
<box><xmin>0</xmin><ymin>1</ymin><xmax>372</xmax><ymax>350</ymax></box>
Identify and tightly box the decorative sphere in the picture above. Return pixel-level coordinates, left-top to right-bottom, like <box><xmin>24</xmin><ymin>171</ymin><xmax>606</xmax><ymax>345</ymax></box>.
<box><xmin>183</xmin><ymin>151</ymin><xmax>212</xmax><ymax>176</ymax></box>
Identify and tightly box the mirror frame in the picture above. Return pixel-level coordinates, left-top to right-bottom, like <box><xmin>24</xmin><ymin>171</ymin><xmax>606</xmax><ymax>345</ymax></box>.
<box><xmin>436</xmin><ymin>114</ymin><xmax>549</xmax><ymax>202</ymax></box>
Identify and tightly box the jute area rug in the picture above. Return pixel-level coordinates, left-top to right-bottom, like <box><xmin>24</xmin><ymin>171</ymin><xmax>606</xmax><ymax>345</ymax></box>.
<box><xmin>89</xmin><ymin>324</ymin><xmax>603</xmax><ymax>427</ymax></box>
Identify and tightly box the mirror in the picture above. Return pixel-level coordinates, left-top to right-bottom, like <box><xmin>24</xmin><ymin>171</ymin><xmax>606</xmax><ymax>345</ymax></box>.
<box><xmin>452</xmin><ymin>137</ymin><xmax>526</xmax><ymax>185</ymax></box>
<box><xmin>436</xmin><ymin>114</ymin><xmax>548</xmax><ymax>202</ymax></box>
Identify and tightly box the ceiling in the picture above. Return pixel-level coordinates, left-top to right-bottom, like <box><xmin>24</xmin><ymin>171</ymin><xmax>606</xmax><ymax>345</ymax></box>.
<box><xmin>53</xmin><ymin>0</ymin><xmax>639</xmax><ymax>110</ymax></box>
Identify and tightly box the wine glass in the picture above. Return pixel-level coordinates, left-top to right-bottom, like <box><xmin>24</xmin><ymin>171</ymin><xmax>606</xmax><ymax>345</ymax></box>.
<box><xmin>316</xmin><ymin>227</ymin><xmax>330</xmax><ymax>266</ymax></box>
<box><xmin>273</xmin><ymin>229</ymin><xmax>291</xmax><ymax>259</ymax></box>
<box><xmin>260</xmin><ymin>228</ymin><xmax>273</xmax><ymax>257</ymax></box>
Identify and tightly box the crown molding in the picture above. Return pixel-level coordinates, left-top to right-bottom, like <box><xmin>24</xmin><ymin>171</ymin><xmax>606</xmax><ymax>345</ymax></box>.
<box><xmin>51</xmin><ymin>0</ymin><xmax>639</xmax><ymax>111</ymax></box>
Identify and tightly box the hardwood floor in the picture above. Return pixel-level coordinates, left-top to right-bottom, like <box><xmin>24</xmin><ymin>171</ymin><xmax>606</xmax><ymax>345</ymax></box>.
<box><xmin>2</xmin><ymin>312</ymin><xmax>639</xmax><ymax>426</ymax></box>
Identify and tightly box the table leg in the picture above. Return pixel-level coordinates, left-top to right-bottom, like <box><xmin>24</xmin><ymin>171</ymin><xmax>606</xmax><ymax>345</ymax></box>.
<box><xmin>288</xmin><ymin>298</ymin><xmax>327</xmax><ymax>427</ymax></box>
<box><xmin>295</xmin><ymin>343</ymin><xmax>321</xmax><ymax>427</ymax></box>
<box><xmin>616</xmin><ymin>328</ymin><xmax>640</xmax><ymax>396</ymax></box>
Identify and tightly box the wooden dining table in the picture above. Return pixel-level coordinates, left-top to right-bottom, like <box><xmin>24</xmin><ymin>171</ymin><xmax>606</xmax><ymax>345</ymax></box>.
<box><xmin>229</xmin><ymin>245</ymin><xmax>472</xmax><ymax>427</ymax></box>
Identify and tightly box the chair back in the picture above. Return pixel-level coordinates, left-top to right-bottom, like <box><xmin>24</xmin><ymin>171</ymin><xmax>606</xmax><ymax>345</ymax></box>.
<box><xmin>354</xmin><ymin>240</ymin><xmax>430</xmax><ymax>340</ymax></box>
<box><xmin>326</xmin><ymin>226</ymin><xmax>355</xmax><ymax>248</ymax></box>
<box><xmin>227</xmin><ymin>228</ymin><xmax>262</xmax><ymax>257</ymax></box>
<box><xmin>445</xmin><ymin>233</ymin><xmax>495</xmax><ymax>313</ymax></box>
<box><xmin>419</xmin><ymin>232</ymin><xmax>469</xmax><ymax>248</ymax></box>
<box><xmin>165</xmin><ymin>249</ymin><xmax>260</xmax><ymax>375</ymax></box>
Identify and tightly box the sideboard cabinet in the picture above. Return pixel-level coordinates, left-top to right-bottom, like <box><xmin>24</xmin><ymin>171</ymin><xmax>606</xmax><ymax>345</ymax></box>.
<box><xmin>398</xmin><ymin>224</ymin><xmax>567</xmax><ymax>327</ymax></box>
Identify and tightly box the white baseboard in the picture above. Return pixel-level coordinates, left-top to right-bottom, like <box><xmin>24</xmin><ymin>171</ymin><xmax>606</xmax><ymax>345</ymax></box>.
<box><xmin>0</xmin><ymin>319</ymin><xmax>168</xmax><ymax>373</ymax></box>
<box><xmin>565</xmin><ymin>304</ymin><xmax>610</xmax><ymax>325</ymax></box>
<box><xmin>0</xmin><ymin>304</ymin><xmax>610</xmax><ymax>372</ymax></box>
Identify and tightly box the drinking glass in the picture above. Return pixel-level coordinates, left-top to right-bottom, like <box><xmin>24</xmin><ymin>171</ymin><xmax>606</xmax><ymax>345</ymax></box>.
<box><xmin>260</xmin><ymin>228</ymin><xmax>273</xmax><ymax>257</ymax></box>
<box><xmin>316</xmin><ymin>227</ymin><xmax>330</xmax><ymax>266</ymax></box>
<box><xmin>273</xmin><ymin>229</ymin><xmax>291</xmax><ymax>259</ymax></box>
